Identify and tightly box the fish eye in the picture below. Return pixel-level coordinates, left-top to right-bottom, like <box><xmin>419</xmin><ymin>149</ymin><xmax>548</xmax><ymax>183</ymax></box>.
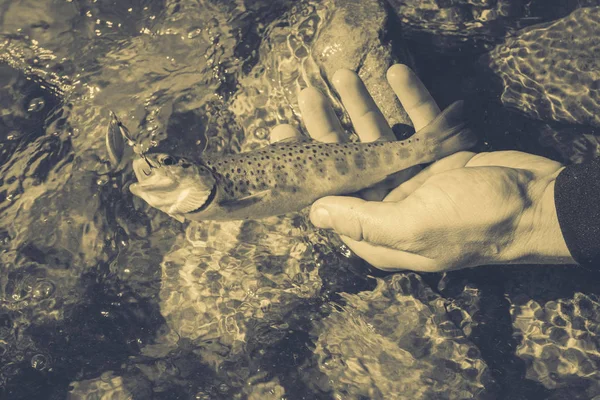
<box><xmin>161</xmin><ymin>156</ymin><xmax>176</xmax><ymax>166</ymax></box>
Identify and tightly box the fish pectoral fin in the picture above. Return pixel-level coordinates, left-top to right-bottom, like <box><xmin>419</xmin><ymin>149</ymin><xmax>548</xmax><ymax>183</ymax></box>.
<box><xmin>219</xmin><ymin>190</ymin><xmax>270</xmax><ymax>211</ymax></box>
<box><xmin>167</xmin><ymin>186</ymin><xmax>213</xmax><ymax>215</ymax></box>
<box><xmin>169</xmin><ymin>214</ymin><xmax>186</xmax><ymax>223</ymax></box>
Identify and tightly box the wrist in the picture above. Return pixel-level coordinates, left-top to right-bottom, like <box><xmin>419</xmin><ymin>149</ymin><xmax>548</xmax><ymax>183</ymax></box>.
<box><xmin>510</xmin><ymin>168</ymin><xmax>576</xmax><ymax>265</ymax></box>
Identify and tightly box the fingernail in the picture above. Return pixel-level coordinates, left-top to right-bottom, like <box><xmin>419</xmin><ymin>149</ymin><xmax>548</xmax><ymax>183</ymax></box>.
<box><xmin>311</xmin><ymin>207</ymin><xmax>332</xmax><ymax>228</ymax></box>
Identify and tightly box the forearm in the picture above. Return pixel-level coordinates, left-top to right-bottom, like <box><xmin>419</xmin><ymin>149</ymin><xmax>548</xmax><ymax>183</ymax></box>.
<box><xmin>554</xmin><ymin>160</ymin><xmax>600</xmax><ymax>268</ymax></box>
<box><xmin>522</xmin><ymin>173</ymin><xmax>576</xmax><ymax>265</ymax></box>
<box><xmin>495</xmin><ymin>168</ymin><xmax>576</xmax><ymax>266</ymax></box>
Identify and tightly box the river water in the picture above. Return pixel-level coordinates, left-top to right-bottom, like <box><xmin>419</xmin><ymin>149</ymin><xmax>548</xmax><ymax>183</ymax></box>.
<box><xmin>1</xmin><ymin>0</ymin><xmax>600</xmax><ymax>399</ymax></box>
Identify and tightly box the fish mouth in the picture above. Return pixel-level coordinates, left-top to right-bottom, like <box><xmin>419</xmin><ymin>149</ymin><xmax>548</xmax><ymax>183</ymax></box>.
<box><xmin>132</xmin><ymin>156</ymin><xmax>156</xmax><ymax>180</ymax></box>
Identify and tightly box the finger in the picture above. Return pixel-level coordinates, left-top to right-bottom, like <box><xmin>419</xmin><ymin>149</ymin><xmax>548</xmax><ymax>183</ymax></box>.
<box><xmin>310</xmin><ymin>196</ymin><xmax>422</xmax><ymax>248</ymax></box>
<box><xmin>466</xmin><ymin>150</ymin><xmax>564</xmax><ymax>175</ymax></box>
<box><xmin>299</xmin><ymin>87</ymin><xmax>346</xmax><ymax>143</ymax></box>
<box><xmin>269</xmin><ymin>124</ymin><xmax>303</xmax><ymax>144</ymax></box>
<box><xmin>332</xmin><ymin>69</ymin><xmax>395</xmax><ymax>142</ymax></box>
<box><xmin>386</xmin><ymin>64</ymin><xmax>441</xmax><ymax>131</ymax></box>
<box><xmin>384</xmin><ymin>151</ymin><xmax>476</xmax><ymax>202</ymax></box>
<box><xmin>340</xmin><ymin>235</ymin><xmax>442</xmax><ymax>273</ymax></box>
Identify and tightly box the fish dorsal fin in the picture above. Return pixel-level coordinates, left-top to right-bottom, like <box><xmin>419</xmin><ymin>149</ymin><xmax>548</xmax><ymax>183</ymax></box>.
<box><xmin>167</xmin><ymin>186</ymin><xmax>213</xmax><ymax>215</ymax></box>
<box><xmin>219</xmin><ymin>190</ymin><xmax>270</xmax><ymax>211</ymax></box>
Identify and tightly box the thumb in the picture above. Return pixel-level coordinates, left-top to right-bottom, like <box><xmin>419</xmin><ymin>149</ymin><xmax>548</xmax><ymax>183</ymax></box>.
<box><xmin>385</xmin><ymin>151</ymin><xmax>476</xmax><ymax>202</ymax></box>
<box><xmin>310</xmin><ymin>196</ymin><xmax>412</xmax><ymax>247</ymax></box>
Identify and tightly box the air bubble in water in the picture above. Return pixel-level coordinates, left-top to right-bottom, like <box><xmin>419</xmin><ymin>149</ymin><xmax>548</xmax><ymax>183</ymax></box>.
<box><xmin>32</xmin><ymin>281</ymin><xmax>55</xmax><ymax>300</ymax></box>
<box><xmin>96</xmin><ymin>175</ymin><xmax>110</xmax><ymax>186</ymax></box>
<box><xmin>6</xmin><ymin>131</ymin><xmax>21</xmax><ymax>140</ymax></box>
<box><xmin>255</xmin><ymin>127</ymin><xmax>268</xmax><ymax>140</ymax></box>
<box><xmin>27</xmin><ymin>97</ymin><xmax>45</xmax><ymax>112</ymax></box>
<box><xmin>218</xmin><ymin>383</ymin><xmax>229</xmax><ymax>393</ymax></box>
<box><xmin>31</xmin><ymin>354</ymin><xmax>49</xmax><ymax>370</ymax></box>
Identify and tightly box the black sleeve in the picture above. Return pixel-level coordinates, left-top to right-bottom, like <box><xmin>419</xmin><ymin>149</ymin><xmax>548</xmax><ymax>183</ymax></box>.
<box><xmin>555</xmin><ymin>159</ymin><xmax>600</xmax><ymax>269</ymax></box>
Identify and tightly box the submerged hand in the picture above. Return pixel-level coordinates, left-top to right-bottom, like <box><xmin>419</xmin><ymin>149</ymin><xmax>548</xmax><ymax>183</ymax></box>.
<box><xmin>270</xmin><ymin>64</ymin><xmax>436</xmax><ymax>200</ymax></box>
<box><xmin>311</xmin><ymin>150</ymin><xmax>575</xmax><ymax>271</ymax></box>
<box><xmin>271</xmin><ymin>63</ymin><xmax>575</xmax><ymax>271</ymax></box>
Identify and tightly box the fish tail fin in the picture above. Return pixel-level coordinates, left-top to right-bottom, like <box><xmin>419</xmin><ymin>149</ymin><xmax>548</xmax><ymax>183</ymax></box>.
<box><xmin>415</xmin><ymin>100</ymin><xmax>477</xmax><ymax>159</ymax></box>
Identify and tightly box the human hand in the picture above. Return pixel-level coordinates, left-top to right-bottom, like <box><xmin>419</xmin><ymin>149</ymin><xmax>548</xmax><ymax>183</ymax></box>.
<box><xmin>292</xmin><ymin>65</ymin><xmax>575</xmax><ymax>272</ymax></box>
<box><xmin>269</xmin><ymin>64</ymin><xmax>435</xmax><ymax>200</ymax></box>
<box><xmin>311</xmin><ymin>149</ymin><xmax>576</xmax><ymax>271</ymax></box>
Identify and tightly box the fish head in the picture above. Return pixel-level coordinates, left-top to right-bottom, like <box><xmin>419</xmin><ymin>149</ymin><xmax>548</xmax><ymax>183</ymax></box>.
<box><xmin>130</xmin><ymin>153</ymin><xmax>217</xmax><ymax>222</ymax></box>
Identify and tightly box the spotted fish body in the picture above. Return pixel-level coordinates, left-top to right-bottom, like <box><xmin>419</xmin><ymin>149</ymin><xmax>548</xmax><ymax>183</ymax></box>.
<box><xmin>130</xmin><ymin>101</ymin><xmax>476</xmax><ymax>221</ymax></box>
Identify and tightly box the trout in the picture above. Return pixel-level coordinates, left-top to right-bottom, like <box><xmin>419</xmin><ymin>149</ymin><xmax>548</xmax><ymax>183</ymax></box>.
<box><xmin>128</xmin><ymin>101</ymin><xmax>476</xmax><ymax>222</ymax></box>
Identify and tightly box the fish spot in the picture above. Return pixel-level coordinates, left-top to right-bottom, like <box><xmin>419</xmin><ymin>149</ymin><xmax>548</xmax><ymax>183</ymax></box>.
<box><xmin>299</xmin><ymin>150</ymin><xmax>304</xmax><ymax>153</ymax></box>
<box><xmin>369</xmin><ymin>154</ymin><xmax>380</xmax><ymax>168</ymax></box>
<box><xmin>398</xmin><ymin>148</ymin><xmax>410</xmax><ymax>158</ymax></box>
<box><xmin>237</xmin><ymin>168</ymin><xmax>242</xmax><ymax>173</ymax></box>
<box><xmin>226</xmin><ymin>173</ymin><xmax>231</xmax><ymax>178</ymax></box>
<box><xmin>335</xmin><ymin>157</ymin><xmax>349</xmax><ymax>175</ymax></box>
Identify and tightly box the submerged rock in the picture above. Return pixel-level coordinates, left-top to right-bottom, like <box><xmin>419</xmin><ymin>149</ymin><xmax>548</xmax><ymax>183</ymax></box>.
<box><xmin>312</xmin><ymin>0</ymin><xmax>413</xmax><ymax>131</ymax></box>
<box><xmin>386</xmin><ymin>0</ymin><xmax>600</xmax><ymax>52</ymax></box>
<box><xmin>309</xmin><ymin>274</ymin><xmax>494</xmax><ymax>399</ymax></box>
<box><xmin>231</xmin><ymin>0</ymin><xmax>415</xmax><ymax>151</ymax></box>
<box><xmin>506</xmin><ymin>267</ymin><xmax>600</xmax><ymax>398</ymax></box>
<box><xmin>483</xmin><ymin>7</ymin><xmax>600</xmax><ymax>127</ymax></box>
<box><xmin>388</xmin><ymin>0</ymin><xmax>528</xmax><ymax>51</ymax></box>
